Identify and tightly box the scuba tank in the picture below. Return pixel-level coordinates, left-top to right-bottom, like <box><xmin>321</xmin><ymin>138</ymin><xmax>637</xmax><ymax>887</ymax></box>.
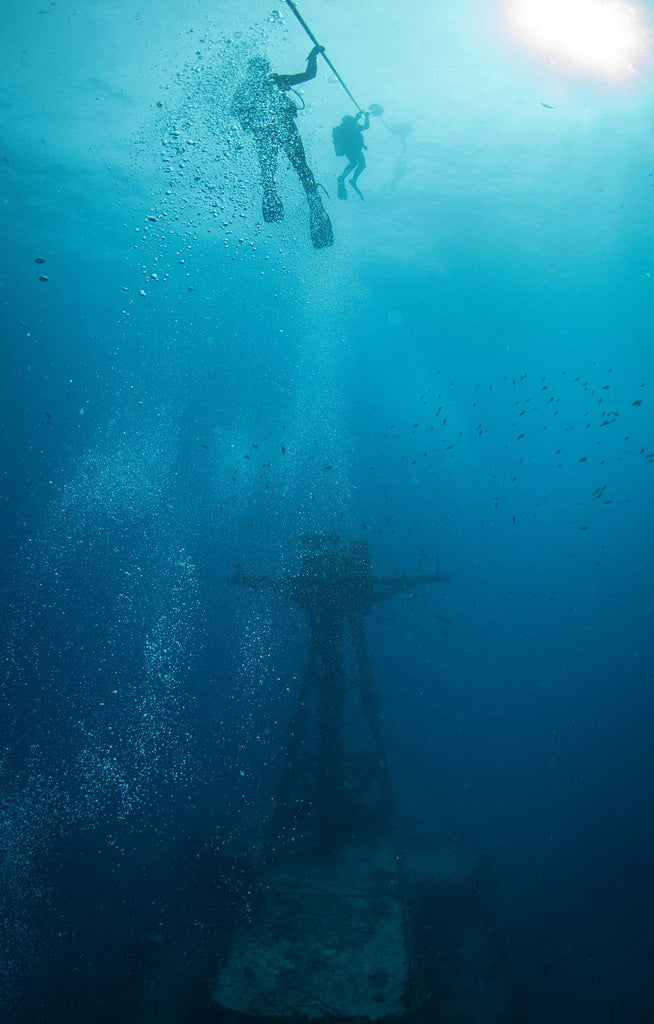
<box><xmin>332</xmin><ymin>122</ymin><xmax>347</xmax><ymax>156</ymax></box>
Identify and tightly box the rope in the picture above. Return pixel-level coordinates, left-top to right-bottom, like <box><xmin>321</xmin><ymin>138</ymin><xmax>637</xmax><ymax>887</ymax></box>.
<box><xmin>284</xmin><ymin>0</ymin><xmax>363</xmax><ymax>112</ymax></box>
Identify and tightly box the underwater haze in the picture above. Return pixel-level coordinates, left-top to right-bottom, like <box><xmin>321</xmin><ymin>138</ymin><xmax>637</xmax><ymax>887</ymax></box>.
<box><xmin>2</xmin><ymin>0</ymin><xmax>654</xmax><ymax>1021</ymax></box>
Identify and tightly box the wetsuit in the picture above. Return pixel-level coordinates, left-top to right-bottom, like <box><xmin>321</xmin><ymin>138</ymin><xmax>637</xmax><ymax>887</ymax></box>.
<box><xmin>232</xmin><ymin>49</ymin><xmax>333</xmax><ymax>247</ymax></box>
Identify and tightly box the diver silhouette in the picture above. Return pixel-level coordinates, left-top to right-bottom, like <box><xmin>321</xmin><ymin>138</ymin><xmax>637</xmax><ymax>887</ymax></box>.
<box><xmin>231</xmin><ymin>46</ymin><xmax>334</xmax><ymax>249</ymax></box>
<box><xmin>332</xmin><ymin>110</ymin><xmax>370</xmax><ymax>200</ymax></box>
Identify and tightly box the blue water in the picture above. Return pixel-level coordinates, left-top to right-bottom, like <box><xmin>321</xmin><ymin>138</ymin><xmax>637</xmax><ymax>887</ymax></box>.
<box><xmin>2</xmin><ymin>1</ymin><xmax>654</xmax><ymax>1021</ymax></box>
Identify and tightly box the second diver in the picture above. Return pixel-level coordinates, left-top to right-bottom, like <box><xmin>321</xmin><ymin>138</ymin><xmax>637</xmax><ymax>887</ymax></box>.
<box><xmin>332</xmin><ymin>109</ymin><xmax>370</xmax><ymax>200</ymax></box>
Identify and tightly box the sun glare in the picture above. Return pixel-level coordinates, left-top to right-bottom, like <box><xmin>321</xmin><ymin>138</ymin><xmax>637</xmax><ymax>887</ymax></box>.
<box><xmin>505</xmin><ymin>0</ymin><xmax>650</xmax><ymax>78</ymax></box>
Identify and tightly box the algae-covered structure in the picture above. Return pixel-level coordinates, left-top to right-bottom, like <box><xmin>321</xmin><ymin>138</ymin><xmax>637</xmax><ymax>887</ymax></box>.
<box><xmin>210</xmin><ymin>536</ymin><xmax>522</xmax><ymax>1023</ymax></box>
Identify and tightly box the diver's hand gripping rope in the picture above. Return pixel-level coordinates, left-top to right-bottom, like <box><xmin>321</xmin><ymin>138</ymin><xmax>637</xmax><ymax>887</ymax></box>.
<box><xmin>283</xmin><ymin>0</ymin><xmax>363</xmax><ymax>112</ymax></box>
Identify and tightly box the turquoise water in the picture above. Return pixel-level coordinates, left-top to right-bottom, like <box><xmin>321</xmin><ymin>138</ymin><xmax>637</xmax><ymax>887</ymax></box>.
<box><xmin>2</xmin><ymin>1</ymin><xmax>654</xmax><ymax>1021</ymax></box>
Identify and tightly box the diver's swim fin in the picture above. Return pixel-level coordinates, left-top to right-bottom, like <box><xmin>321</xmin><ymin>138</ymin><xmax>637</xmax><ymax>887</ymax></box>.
<box><xmin>337</xmin><ymin>178</ymin><xmax>347</xmax><ymax>201</ymax></box>
<box><xmin>349</xmin><ymin>179</ymin><xmax>364</xmax><ymax>201</ymax></box>
<box><xmin>262</xmin><ymin>188</ymin><xmax>284</xmax><ymax>223</ymax></box>
<box><xmin>307</xmin><ymin>191</ymin><xmax>334</xmax><ymax>249</ymax></box>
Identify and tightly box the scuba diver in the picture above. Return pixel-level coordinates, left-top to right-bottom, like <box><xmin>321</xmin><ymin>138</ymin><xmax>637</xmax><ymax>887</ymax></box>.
<box><xmin>332</xmin><ymin>109</ymin><xmax>370</xmax><ymax>200</ymax></box>
<box><xmin>231</xmin><ymin>46</ymin><xmax>334</xmax><ymax>250</ymax></box>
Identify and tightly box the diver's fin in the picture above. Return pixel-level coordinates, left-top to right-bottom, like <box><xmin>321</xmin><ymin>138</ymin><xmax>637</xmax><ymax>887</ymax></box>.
<box><xmin>262</xmin><ymin>188</ymin><xmax>284</xmax><ymax>223</ymax></box>
<box><xmin>337</xmin><ymin>178</ymin><xmax>347</xmax><ymax>201</ymax></box>
<box><xmin>349</xmin><ymin>179</ymin><xmax>364</xmax><ymax>201</ymax></box>
<box><xmin>307</xmin><ymin>191</ymin><xmax>334</xmax><ymax>249</ymax></box>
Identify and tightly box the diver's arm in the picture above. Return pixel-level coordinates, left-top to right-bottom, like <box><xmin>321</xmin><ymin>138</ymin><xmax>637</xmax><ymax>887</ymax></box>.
<box><xmin>357</xmin><ymin>111</ymin><xmax>370</xmax><ymax>131</ymax></box>
<box><xmin>273</xmin><ymin>45</ymin><xmax>324</xmax><ymax>89</ymax></box>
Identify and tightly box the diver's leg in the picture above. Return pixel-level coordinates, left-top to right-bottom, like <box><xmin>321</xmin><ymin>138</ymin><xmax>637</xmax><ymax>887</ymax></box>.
<box><xmin>350</xmin><ymin>153</ymin><xmax>366</xmax><ymax>185</ymax></box>
<box><xmin>283</xmin><ymin>125</ymin><xmax>334</xmax><ymax>249</ymax></box>
<box><xmin>337</xmin><ymin>160</ymin><xmax>354</xmax><ymax>200</ymax></box>
<box><xmin>349</xmin><ymin>154</ymin><xmax>366</xmax><ymax>200</ymax></box>
<box><xmin>283</xmin><ymin>125</ymin><xmax>317</xmax><ymax>193</ymax></box>
<box><xmin>254</xmin><ymin>137</ymin><xmax>284</xmax><ymax>222</ymax></box>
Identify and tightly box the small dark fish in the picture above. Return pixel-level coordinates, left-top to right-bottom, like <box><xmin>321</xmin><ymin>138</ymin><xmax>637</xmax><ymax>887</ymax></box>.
<box><xmin>632</xmin><ymin>399</ymin><xmax>643</xmax><ymax>407</ymax></box>
<box><xmin>34</xmin><ymin>256</ymin><xmax>46</xmax><ymax>264</ymax></box>
<box><xmin>323</xmin><ymin>465</ymin><xmax>333</xmax><ymax>471</ymax></box>
<box><xmin>38</xmin><ymin>275</ymin><xmax>48</xmax><ymax>283</ymax></box>
<box><xmin>541</xmin><ymin>102</ymin><xmax>556</xmax><ymax>109</ymax></box>
<box><xmin>200</xmin><ymin>444</ymin><xmax>209</xmax><ymax>449</ymax></box>
<box><xmin>516</xmin><ymin>433</ymin><xmax>525</xmax><ymax>440</ymax></box>
<box><xmin>578</xmin><ymin>456</ymin><xmax>588</xmax><ymax>462</ymax></box>
<box><xmin>281</xmin><ymin>444</ymin><xmax>286</xmax><ymax>455</ymax></box>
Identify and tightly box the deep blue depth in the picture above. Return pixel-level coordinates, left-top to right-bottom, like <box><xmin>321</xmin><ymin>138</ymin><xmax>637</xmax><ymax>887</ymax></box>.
<box><xmin>2</xmin><ymin>2</ymin><xmax>654</xmax><ymax>1022</ymax></box>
